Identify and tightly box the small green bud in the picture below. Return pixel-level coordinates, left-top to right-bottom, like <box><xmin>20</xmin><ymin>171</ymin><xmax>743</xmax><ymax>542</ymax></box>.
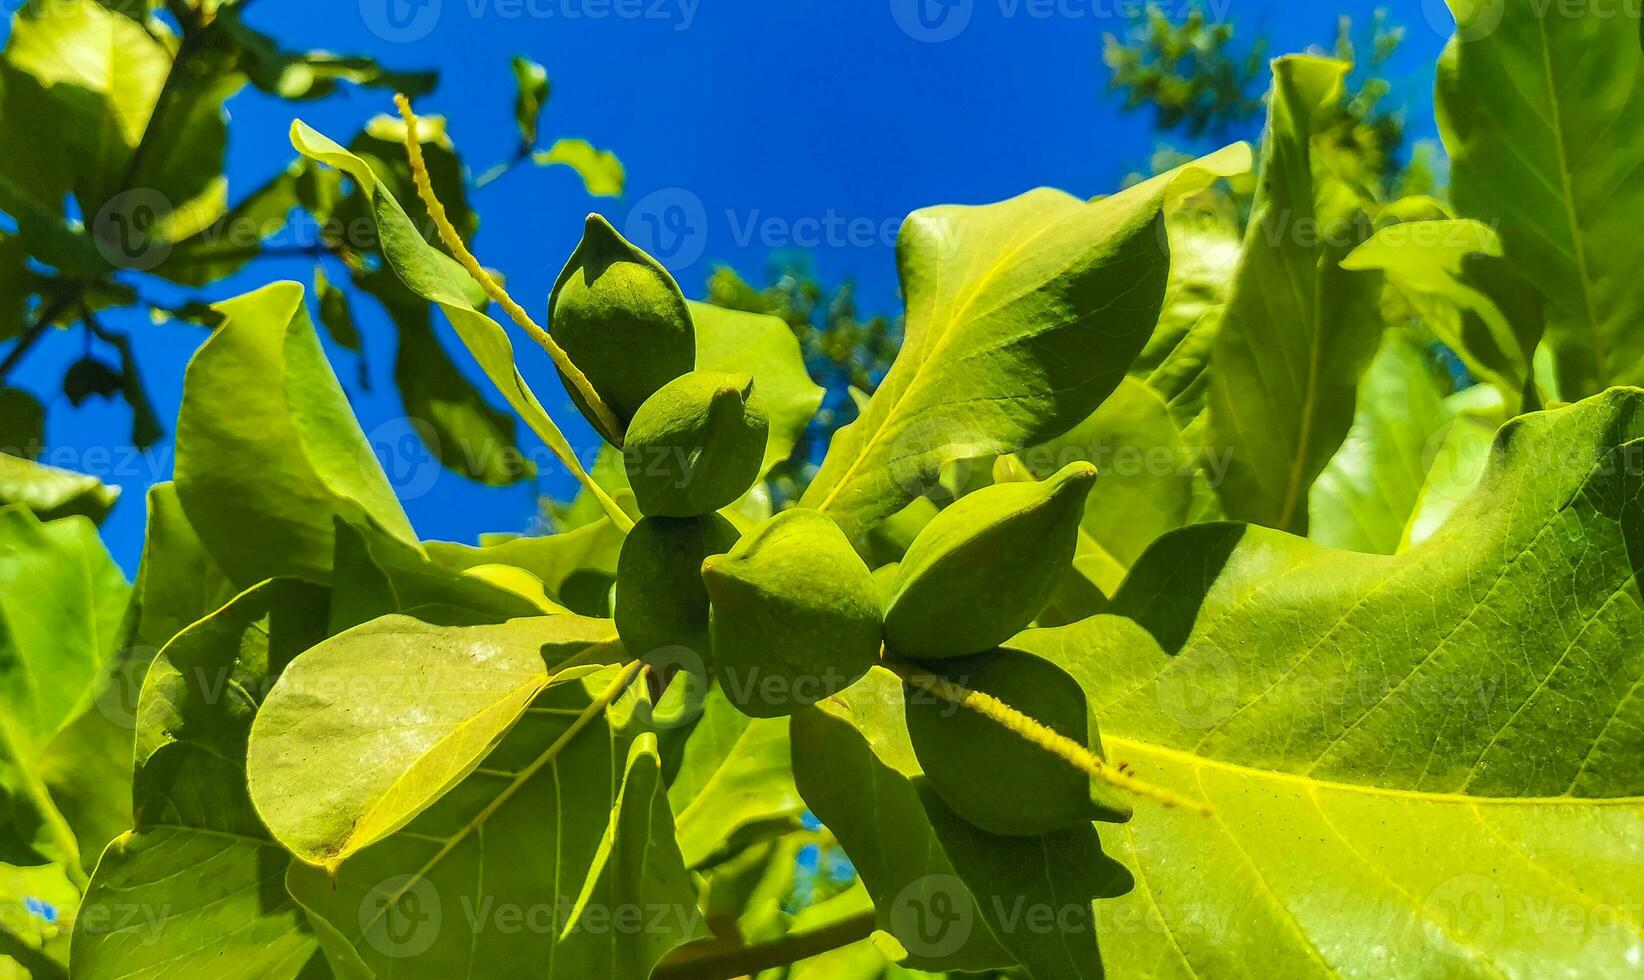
<box><xmin>614</xmin><ymin>514</ymin><xmax>740</xmax><ymax>666</ymax></box>
<box><xmin>905</xmin><ymin>649</ymin><xmax>1131</xmax><ymax>837</ymax></box>
<box><xmin>549</xmin><ymin>214</ymin><xmax>695</xmax><ymax>441</ymax></box>
<box><xmin>883</xmin><ymin>461</ymin><xmax>1097</xmax><ymax>659</ymax></box>
<box><xmin>624</xmin><ymin>370</ymin><xmax>769</xmax><ymax>517</ymax></box>
<box><xmin>703</xmin><ymin>510</ymin><xmax>882</xmax><ymax>718</ymax></box>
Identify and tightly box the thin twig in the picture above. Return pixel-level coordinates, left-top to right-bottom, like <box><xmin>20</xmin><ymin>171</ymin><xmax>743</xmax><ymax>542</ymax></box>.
<box><xmin>0</xmin><ymin>294</ymin><xmax>76</xmax><ymax>385</ymax></box>
<box><xmin>392</xmin><ymin>93</ymin><xmax>626</xmax><ymax>446</ymax></box>
<box><xmin>651</xmin><ymin>910</ymin><xmax>878</xmax><ymax>980</ymax></box>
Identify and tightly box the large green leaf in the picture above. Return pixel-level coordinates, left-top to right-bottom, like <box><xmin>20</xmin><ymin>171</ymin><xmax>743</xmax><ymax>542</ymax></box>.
<box><xmin>1437</xmin><ymin>0</ymin><xmax>1644</xmax><ymax>397</ymax></box>
<box><xmin>285</xmin><ymin>673</ymin><xmax>699</xmax><ymax>978</ymax></box>
<box><xmin>791</xmin><ymin>668</ymin><xmax>1131</xmax><ymax>977</ymax></box>
<box><xmin>174</xmin><ymin>281</ymin><xmax>416</xmax><ymax>586</ymax></box>
<box><xmin>247</xmin><ymin>615</ymin><xmax>622</xmax><ymax>870</ymax></box>
<box><xmin>665</xmin><ymin>684</ymin><xmax>803</xmax><ymax>869</ymax></box>
<box><xmin>1206</xmin><ymin>56</ymin><xmax>1384</xmax><ymax>534</ymax></box>
<box><xmin>0</xmin><ymin>507</ymin><xmax>128</xmax><ymax>880</ymax></box>
<box><xmin>1052</xmin><ymin>387</ymin><xmax>1644</xmax><ymax>975</ymax></box>
<box><xmin>800</xmin><ymin>144</ymin><xmax>1251</xmax><ymax>536</ymax></box>
<box><xmin>690</xmin><ymin>301</ymin><xmax>825</xmax><ymax>478</ymax></box>
<box><xmin>71</xmin><ymin>579</ymin><xmax>333</xmax><ymax>980</ymax></box>
<box><xmin>1308</xmin><ymin>328</ymin><xmax>1452</xmax><ymax>554</ymax></box>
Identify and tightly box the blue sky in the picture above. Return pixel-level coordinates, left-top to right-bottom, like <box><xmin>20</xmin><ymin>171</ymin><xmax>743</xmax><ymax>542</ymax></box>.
<box><xmin>10</xmin><ymin>0</ymin><xmax>1457</xmax><ymax>572</ymax></box>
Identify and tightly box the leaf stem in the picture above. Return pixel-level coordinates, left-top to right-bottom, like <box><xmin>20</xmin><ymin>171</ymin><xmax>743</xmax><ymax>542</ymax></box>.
<box><xmin>0</xmin><ymin>293</ymin><xmax>77</xmax><ymax>386</ymax></box>
<box><xmin>392</xmin><ymin>94</ymin><xmax>627</xmax><ymax>446</ymax></box>
<box><xmin>884</xmin><ymin>658</ymin><xmax>1213</xmax><ymax>816</ymax></box>
<box><xmin>652</xmin><ymin>909</ymin><xmax>877</xmax><ymax>980</ymax></box>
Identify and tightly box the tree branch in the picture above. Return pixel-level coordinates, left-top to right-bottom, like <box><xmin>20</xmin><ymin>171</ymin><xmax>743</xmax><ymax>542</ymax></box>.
<box><xmin>651</xmin><ymin>909</ymin><xmax>878</xmax><ymax>980</ymax></box>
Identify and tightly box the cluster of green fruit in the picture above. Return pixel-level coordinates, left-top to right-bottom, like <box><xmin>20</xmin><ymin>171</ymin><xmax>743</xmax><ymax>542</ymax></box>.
<box><xmin>553</xmin><ymin>215</ymin><xmax>1124</xmax><ymax>841</ymax></box>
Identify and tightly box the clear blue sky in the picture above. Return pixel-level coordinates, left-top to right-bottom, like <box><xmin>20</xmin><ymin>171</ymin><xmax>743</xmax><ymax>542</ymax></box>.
<box><xmin>11</xmin><ymin>0</ymin><xmax>1455</xmax><ymax>572</ymax></box>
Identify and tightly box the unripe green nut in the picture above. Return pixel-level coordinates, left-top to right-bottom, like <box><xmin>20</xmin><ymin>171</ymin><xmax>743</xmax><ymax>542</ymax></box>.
<box><xmin>614</xmin><ymin>514</ymin><xmax>740</xmax><ymax>666</ymax></box>
<box><xmin>702</xmin><ymin>510</ymin><xmax>882</xmax><ymax>719</ymax></box>
<box><xmin>624</xmin><ymin>370</ymin><xmax>770</xmax><ymax>518</ymax></box>
<box><xmin>905</xmin><ymin>648</ymin><xmax>1131</xmax><ymax>837</ymax></box>
<box><xmin>549</xmin><ymin>214</ymin><xmax>695</xmax><ymax>442</ymax></box>
<box><xmin>883</xmin><ymin>461</ymin><xmax>1097</xmax><ymax>659</ymax></box>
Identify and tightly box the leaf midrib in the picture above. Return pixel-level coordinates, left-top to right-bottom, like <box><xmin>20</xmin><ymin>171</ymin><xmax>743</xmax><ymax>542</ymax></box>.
<box><xmin>1103</xmin><ymin>734</ymin><xmax>1644</xmax><ymax>807</ymax></box>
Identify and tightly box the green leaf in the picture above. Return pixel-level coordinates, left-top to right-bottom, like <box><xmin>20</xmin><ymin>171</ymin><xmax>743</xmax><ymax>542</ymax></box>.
<box><xmin>1023</xmin><ymin>376</ymin><xmax>1195</xmax><ymax>568</ymax></box>
<box><xmin>1128</xmin><ymin>178</ymin><xmax>1243</xmax><ymax>426</ymax></box>
<box><xmin>290</xmin><ymin>118</ymin><xmax>632</xmax><ymax>527</ymax></box>
<box><xmin>210</xmin><ymin>10</ymin><xmax>437</xmax><ymax>102</ymax></box>
<box><xmin>174</xmin><ymin>281</ymin><xmax>416</xmax><ymax>586</ymax></box>
<box><xmin>285</xmin><ymin>674</ymin><xmax>699</xmax><ymax>978</ymax></box>
<box><xmin>313</xmin><ymin>264</ymin><xmax>362</xmax><ymax>353</ymax></box>
<box><xmin>533</xmin><ymin>139</ymin><xmax>625</xmax><ymax>197</ymax></box>
<box><xmin>71</xmin><ymin>579</ymin><xmax>332</xmax><ymax>980</ymax></box>
<box><xmin>2</xmin><ymin>0</ymin><xmax>168</xmax><ymax>214</ymax></box>
<box><xmin>1341</xmin><ymin>219</ymin><xmax>1541</xmax><ymax>410</ymax></box>
<box><xmin>1206</xmin><ymin>56</ymin><xmax>1385</xmax><ymax>534</ymax></box>
<box><xmin>0</xmin><ymin>390</ymin><xmax>42</xmax><ymax>461</ymax></box>
<box><xmin>665</xmin><ymin>684</ymin><xmax>803</xmax><ymax>869</ymax></box>
<box><xmin>360</xmin><ymin>268</ymin><xmax>534</xmax><ymax>487</ymax></box>
<box><xmin>511</xmin><ymin>56</ymin><xmax>550</xmax><ymax>148</ymax></box>
<box><xmin>801</xmin><ymin>144</ymin><xmax>1250</xmax><ymax>536</ymax></box>
<box><xmin>427</xmin><ymin>519</ymin><xmax>626</xmax><ymax>618</ymax></box>
<box><xmin>1074</xmin><ymin>387</ymin><xmax>1644</xmax><ymax>975</ymax></box>
<box><xmin>1437</xmin><ymin>0</ymin><xmax>1644</xmax><ymax>397</ymax></box>
<box><xmin>328</xmin><ymin>518</ymin><xmax>547</xmax><ymax>632</ymax></box>
<box><xmin>0</xmin><ymin>861</ymin><xmax>75</xmax><ymax>977</ymax></box>
<box><xmin>247</xmin><ymin>614</ymin><xmax>621</xmax><ymax>870</ymax></box>
<box><xmin>0</xmin><ymin>456</ymin><xmax>119</xmax><ymax>526</ymax></box>
<box><xmin>1397</xmin><ymin>385</ymin><xmax>1507</xmax><ymax>552</ymax></box>
<box><xmin>791</xmin><ymin>668</ymin><xmax>1130</xmax><ymax>977</ymax></box>
<box><xmin>690</xmin><ymin>301</ymin><xmax>825</xmax><ymax>478</ymax></box>
<box><xmin>0</xmin><ymin>507</ymin><xmax>129</xmax><ymax>879</ymax></box>
<box><xmin>1308</xmin><ymin>328</ymin><xmax>1452</xmax><ymax>554</ymax></box>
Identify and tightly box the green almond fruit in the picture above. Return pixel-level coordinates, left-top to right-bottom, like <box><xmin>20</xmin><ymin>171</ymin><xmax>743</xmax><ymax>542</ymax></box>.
<box><xmin>703</xmin><ymin>509</ymin><xmax>882</xmax><ymax>718</ymax></box>
<box><xmin>549</xmin><ymin>214</ymin><xmax>695</xmax><ymax>442</ymax></box>
<box><xmin>614</xmin><ymin>514</ymin><xmax>740</xmax><ymax>667</ymax></box>
<box><xmin>905</xmin><ymin>648</ymin><xmax>1131</xmax><ymax>837</ymax></box>
<box><xmin>883</xmin><ymin>461</ymin><xmax>1097</xmax><ymax>659</ymax></box>
<box><xmin>624</xmin><ymin>370</ymin><xmax>770</xmax><ymax>517</ymax></box>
